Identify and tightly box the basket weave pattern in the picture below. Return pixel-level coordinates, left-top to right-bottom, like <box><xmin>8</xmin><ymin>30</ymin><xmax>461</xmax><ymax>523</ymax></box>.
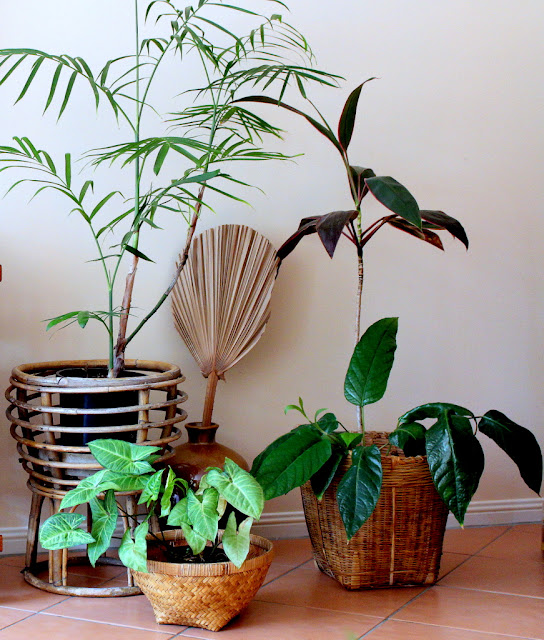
<box><xmin>301</xmin><ymin>431</ymin><xmax>449</xmax><ymax>590</ymax></box>
<box><xmin>132</xmin><ymin>530</ymin><xmax>274</xmax><ymax>631</ymax></box>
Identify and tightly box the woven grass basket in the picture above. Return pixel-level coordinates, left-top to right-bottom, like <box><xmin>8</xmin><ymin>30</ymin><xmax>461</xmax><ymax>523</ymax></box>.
<box><xmin>132</xmin><ymin>529</ymin><xmax>274</xmax><ymax>631</ymax></box>
<box><xmin>301</xmin><ymin>431</ymin><xmax>449</xmax><ymax>590</ymax></box>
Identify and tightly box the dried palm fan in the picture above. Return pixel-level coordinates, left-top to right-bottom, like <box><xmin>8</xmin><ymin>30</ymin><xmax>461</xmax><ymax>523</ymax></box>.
<box><xmin>172</xmin><ymin>224</ymin><xmax>279</xmax><ymax>426</ymax></box>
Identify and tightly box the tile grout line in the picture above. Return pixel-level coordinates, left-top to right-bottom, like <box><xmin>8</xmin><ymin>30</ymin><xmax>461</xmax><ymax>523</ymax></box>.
<box><xmin>356</xmin><ymin>525</ymin><xmax>518</xmax><ymax>639</ymax></box>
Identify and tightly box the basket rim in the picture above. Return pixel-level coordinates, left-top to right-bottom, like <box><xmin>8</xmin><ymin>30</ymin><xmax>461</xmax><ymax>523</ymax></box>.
<box><xmin>10</xmin><ymin>359</ymin><xmax>183</xmax><ymax>389</ymax></box>
<box><xmin>140</xmin><ymin>530</ymin><xmax>274</xmax><ymax>577</ymax></box>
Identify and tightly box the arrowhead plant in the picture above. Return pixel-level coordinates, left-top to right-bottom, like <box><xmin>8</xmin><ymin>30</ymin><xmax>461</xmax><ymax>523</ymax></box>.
<box><xmin>39</xmin><ymin>439</ymin><xmax>265</xmax><ymax>570</ymax></box>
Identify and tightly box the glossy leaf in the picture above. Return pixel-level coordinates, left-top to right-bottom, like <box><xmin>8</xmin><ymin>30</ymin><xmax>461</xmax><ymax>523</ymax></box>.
<box><xmin>337</xmin><ymin>445</ymin><xmax>382</xmax><ymax>539</ymax></box>
<box><xmin>310</xmin><ymin>449</ymin><xmax>344</xmax><ymax>500</ymax></box>
<box><xmin>118</xmin><ymin>521</ymin><xmax>148</xmax><ymax>573</ymax></box>
<box><xmin>425</xmin><ymin>413</ymin><xmax>484</xmax><ymax>525</ymax></box>
<box><xmin>316</xmin><ymin>210</ymin><xmax>359</xmax><ymax>258</ymax></box>
<box><xmin>39</xmin><ymin>512</ymin><xmax>95</xmax><ymax>550</ymax></box>
<box><xmin>222</xmin><ymin>513</ymin><xmax>252</xmax><ymax>568</ymax></box>
<box><xmin>344</xmin><ymin>317</ymin><xmax>398</xmax><ymax>407</ymax></box>
<box><xmin>337</xmin><ymin>78</ymin><xmax>375</xmax><ymax>151</ymax></box>
<box><xmin>387</xmin><ymin>217</ymin><xmax>444</xmax><ymax>250</ymax></box>
<box><xmin>398</xmin><ymin>403</ymin><xmax>474</xmax><ymax>425</ymax></box>
<box><xmin>365</xmin><ymin>176</ymin><xmax>421</xmax><ymax>228</ymax></box>
<box><xmin>389</xmin><ymin>422</ymin><xmax>426</xmax><ymax>457</ymax></box>
<box><xmin>420</xmin><ymin>210</ymin><xmax>469</xmax><ymax>249</ymax></box>
<box><xmin>317</xmin><ymin>413</ymin><xmax>339</xmax><ymax>434</ymax></box>
<box><xmin>337</xmin><ymin>432</ymin><xmax>363</xmax><ymax>449</ymax></box>
<box><xmin>479</xmin><ymin>410</ymin><xmax>542</xmax><ymax>494</ymax></box>
<box><xmin>251</xmin><ymin>426</ymin><xmax>332</xmax><ymax>500</ymax></box>
<box><xmin>277</xmin><ymin>210</ymin><xmax>358</xmax><ymax>261</ymax></box>
<box><xmin>88</xmin><ymin>439</ymin><xmax>159</xmax><ymax>475</ymax></box>
<box><xmin>88</xmin><ymin>490</ymin><xmax>118</xmax><ymax>567</ymax></box>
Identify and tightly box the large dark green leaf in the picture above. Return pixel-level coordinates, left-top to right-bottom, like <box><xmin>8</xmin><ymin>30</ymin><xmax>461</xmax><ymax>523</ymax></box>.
<box><xmin>420</xmin><ymin>210</ymin><xmax>469</xmax><ymax>249</ymax></box>
<box><xmin>389</xmin><ymin>422</ymin><xmax>426</xmax><ymax>457</ymax></box>
<box><xmin>317</xmin><ymin>412</ymin><xmax>339</xmax><ymax>434</ymax></box>
<box><xmin>398</xmin><ymin>403</ymin><xmax>474</xmax><ymax>425</ymax></box>
<box><xmin>344</xmin><ymin>317</ymin><xmax>398</xmax><ymax>407</ymax></box>
<box><xmin>425</xmin><ymin>413</ymin><xmax>484</xmax><ymax>525</ymax></box>
<box><xmin>310</xmin><ymin>449</ymin><xmax>344</xmax><ymax>500</ymax></box>
<box><xmin>479</xmin><ymin>410</ymin><xmax>542</xmax><ymax>494</ymax></box>
<box><xmin>337</xmin><ymin>78</ymin><xmax>376</xmax><ymax>151</ymax></box>
<box><xmin>252</xmin><ymin>425</ymin><xmax>332</xmax><ymax>499</ymax></box>
<box><xmin>365</xmin><ymin>176</ymin><xmax>421</xmax><ymax>228</ymax></box>
<box><xmin>337</xmin><ymin>445</ymin><xmax>382</xmax><ymax>539</ymax></box>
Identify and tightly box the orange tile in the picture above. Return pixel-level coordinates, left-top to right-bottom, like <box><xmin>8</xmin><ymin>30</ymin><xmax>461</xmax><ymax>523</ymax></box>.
<box><xmin>262</xmin><ymin>562</ymin><xmax>299</xmax><ymax>585</ymax></box>
<box><xmin>255</xmin><ymin>562</ymin><xmax>424</xmax><ymax>617</ymax></box>
<box><xmin>44</xmin><ymin>592</ymin><xmax>186</xmax><ymax>633</ymax></box>
<box><xmin>0</xmin><ymin>565</ymin><xmax>68</xmax><ymax>612</ymax></box>
<box><xmin>438</xmin><ymin>553</ymin><xmax>470</xmax><ymax>579</ymax></box>
<box><xmin>442</xmin><ymin>526</ymin><xmax>509</xmax><ymax>555</ymax></box>
<box><xmin>439</xmin><ymin>554</ymin><xmax>544</xmax><ymax>597</ymax></box>
<box><xmin>0</xmin><ymin>607</ymin><xmax>34</xmax><ymax>629</ymax></box>
<box><xmin>180</xmin><ymin>600</ymin><xmax>380</xmax><ymax>639</ymax></box>
<box><xmin>394</xmin><ymin>585</ymin><xmax>544</xmax><ymax>638</ymax></box>
<box><xmin>268</xmin><ymin>538</ymin><xmax>313</xmax><ymax>566</ymax></box>
<box><xmin>364</xmin><ymin>619</ymin><xmax>524</xmax><ymax>639</ymax></box>
<box><xmin>0</xmin><ymin>553</ymin><xmax>48</xmax><ymax>568</ymax></box>
<box><xmin>478</xmin><ymin>523</ymin><xmax>543</xmax><ymax>562</ymax></box>
<box><xmin>0</xmin><ymin>614</ymin><xmax>174</xmax><ymax>639</ymax></box>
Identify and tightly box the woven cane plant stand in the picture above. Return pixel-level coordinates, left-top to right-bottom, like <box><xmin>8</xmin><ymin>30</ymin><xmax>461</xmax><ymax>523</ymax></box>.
<box><xmin>132</xmin><ymin>529</ymin><xmax>274</xmax><ymax>631</ymax></box>
<box><xmin>6</xmin><ymin>359</ymin><xmax>187</xmax><ymax>596</ymax></box>
<box><xmin>301</xmin><ymin>431</ymin><xmax>449</xmax><ymax>590</ymax></box>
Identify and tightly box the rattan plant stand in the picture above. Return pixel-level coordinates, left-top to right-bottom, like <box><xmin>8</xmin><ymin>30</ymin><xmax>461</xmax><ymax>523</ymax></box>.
<box><xmin>132</xmin><ymin>529</ymin><xmax>274</xmax><ymax>631</ymax></box>
<box><xmin>301</xmin><ymin>431</ymin><xmax>449</xmax><ymax>590</ymax></box>
<box><xmin>6</xmin><ymin>359</ymin><xmax>188</xmax><ymax>597</ymax></box>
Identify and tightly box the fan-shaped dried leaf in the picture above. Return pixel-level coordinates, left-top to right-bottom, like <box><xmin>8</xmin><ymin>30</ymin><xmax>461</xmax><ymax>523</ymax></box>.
<box><xmin>172</xmin><ymin>223</ymin><xmax>278</xmax><ymax>388</ymax></box>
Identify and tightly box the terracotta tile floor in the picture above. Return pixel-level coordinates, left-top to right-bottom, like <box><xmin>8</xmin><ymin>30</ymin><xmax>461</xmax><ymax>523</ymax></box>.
<box><xmin>0</xmin><ymin>523</ymin><xmax>542</xmax><ymax>639</ymax></box>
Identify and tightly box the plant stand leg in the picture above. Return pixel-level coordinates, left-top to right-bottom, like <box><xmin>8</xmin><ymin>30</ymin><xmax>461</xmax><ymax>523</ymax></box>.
<box><xmin>25</xmin><ymin>492</ymin><xmax>45</xmax><ymax>570</ymax></box>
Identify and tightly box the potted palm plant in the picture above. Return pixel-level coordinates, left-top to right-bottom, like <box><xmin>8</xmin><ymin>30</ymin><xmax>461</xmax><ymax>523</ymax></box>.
<box><xmin>243</xmin><ymin>84</ymin><xmax>543</xmax><ymax>588</ymax></box>
<box><xmin>39</xmin><ymin>438</ymin><xmax>271</xmax><ymax>631</ymax></box>
<box><xmin>2</xmin><ymin>0</ymin><xmax>336</xmax><ymax>593</ymax></box>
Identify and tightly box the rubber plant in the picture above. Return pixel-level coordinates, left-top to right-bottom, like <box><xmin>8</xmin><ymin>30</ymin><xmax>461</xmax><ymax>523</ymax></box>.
<box><xmin>39</xmin><ymin>438</ymin><xmax>264</xmax><ymax>569</ymax></box>
<box><xmin>0</xmin><ymin>0</ymin><xmax>337</xmax><ymax>376</ymax></box>
<box><xmin>252</xmin><ymin>316</ymin><xmax>543</xmax><ymax>535</ymax></box>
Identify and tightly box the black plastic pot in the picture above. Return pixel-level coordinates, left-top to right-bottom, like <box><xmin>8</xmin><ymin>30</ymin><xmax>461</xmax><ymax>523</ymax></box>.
<box><xmin>58</xmin><ymin>367</ymin><xmax>143</xmax><ymax>446</ymax></box>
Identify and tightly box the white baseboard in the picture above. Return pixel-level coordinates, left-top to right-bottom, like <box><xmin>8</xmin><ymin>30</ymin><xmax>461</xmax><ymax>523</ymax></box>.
<box><xmin>446</xmin><ymin>497</ymin><xmax>544</xmax><ymax>529</ymax></box>
<box><xmin>2</xmin><ymin>498</ymin><xmax>542</xmax><ymax>555</ymax></box>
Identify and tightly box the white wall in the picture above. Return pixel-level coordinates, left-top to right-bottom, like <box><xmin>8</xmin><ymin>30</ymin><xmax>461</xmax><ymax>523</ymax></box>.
<box><xmin>0</xmin><ymin>0</ymin><xmax>542</xmax><ymax>539</ymax></box>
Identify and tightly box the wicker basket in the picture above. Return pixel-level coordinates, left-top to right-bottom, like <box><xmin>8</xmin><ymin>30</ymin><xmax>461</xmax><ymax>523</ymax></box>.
<box><xmin>132</xmin><ymin>529</ymin><xmax>274</xmax><ymax>631</ymax></box>
<box><xmin>301</xmin><ymin>431</ymin><xmax>449</xmax><ymax>590</ymax></box>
